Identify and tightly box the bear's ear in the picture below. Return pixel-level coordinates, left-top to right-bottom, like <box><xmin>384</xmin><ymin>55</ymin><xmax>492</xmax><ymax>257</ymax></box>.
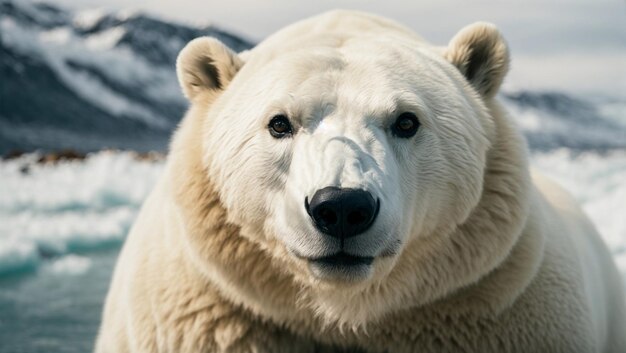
<box><xmin>445</xmin><ymin>22</ymin><xmax>509</xmax><ymax>98</ymax></box>
<box><xmin>176</xmin><ymin>37</ymin><xmax>244</xmax><ymax>101</ymax></box>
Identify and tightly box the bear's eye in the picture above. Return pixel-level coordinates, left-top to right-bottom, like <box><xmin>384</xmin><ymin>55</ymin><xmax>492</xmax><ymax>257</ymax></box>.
<box><xmin>268</xmin><ymin>115</ymin><xmax>293</xmax><ymax>138</ymax></box>
<box><xmin>392</xmin><ymin>112</ymin><xmax>420</xmax><ymax>138</ymax></box>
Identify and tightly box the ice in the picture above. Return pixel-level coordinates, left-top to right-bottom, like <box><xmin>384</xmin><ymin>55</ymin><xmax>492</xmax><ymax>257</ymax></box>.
<box><xmin>0</xmin><ymin>238</ymin><xmax>38</xmax><ymax>276</ymax></box>
<box><xmin>0</xmin><ymin>152</ymin><xmax>164</xmax><ymax>276</ymax></box>
<box><xmin>44</xmin><ymin>254</ymin><xmax>92</xmax><ymax>275</ymax></box>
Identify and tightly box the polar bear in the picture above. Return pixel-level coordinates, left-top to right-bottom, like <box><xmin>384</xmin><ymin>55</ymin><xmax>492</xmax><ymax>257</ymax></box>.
<box><xmin>95</xmin><ymin>10</ymin><xmax>626</xmax><ymax>353</ymax></box>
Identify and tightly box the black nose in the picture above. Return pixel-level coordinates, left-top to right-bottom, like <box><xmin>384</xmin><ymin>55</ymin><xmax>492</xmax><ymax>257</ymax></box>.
<box><xmin>305</xmin><ymin>187</ymin><xmax>379</xmax><ymax>239</ymax></box>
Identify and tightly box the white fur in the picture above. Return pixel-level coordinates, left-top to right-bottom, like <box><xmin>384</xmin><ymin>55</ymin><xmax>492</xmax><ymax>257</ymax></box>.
<box><xmin>96</xmin><ymin>10</ymin><xmax>626</xmax><ymax>353</ymax></box>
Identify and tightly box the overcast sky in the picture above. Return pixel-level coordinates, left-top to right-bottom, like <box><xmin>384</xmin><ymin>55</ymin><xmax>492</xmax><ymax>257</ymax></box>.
<box><xmin>54</xmin><ymin>0</ymin><xmax>626</xmax><ymax>96</ymax></box>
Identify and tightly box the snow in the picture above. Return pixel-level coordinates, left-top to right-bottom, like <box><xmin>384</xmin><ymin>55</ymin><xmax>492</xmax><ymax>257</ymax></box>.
<box><xmin>39</xmin><ymin>26</ymin><xmax>72</xmax><ymax>44</ymax></box>
<box><xmin>504</xmin><ymin>95</ymin><xmax>626</xmax><ymax>151</ymax></box>
<box><xmin>73</xmin><ymin>8</ymin><xmax>106</xmax><ymax>30</ymax></box>
<box><xmin>6</xmin><ymin>0</ymin><xmax>67</xmax><ymax>27</ymax></box>
<box><xmin>0</xmin><ymin>15</ymin><xmax>180</xmax><ymax>128</ymax></box>
<box><xmin>0</xmin><ymin>152</ymin><xmax>163</xmax><ymax>276</ymax></box>
<box><xmin>115</xmin><ymin>9</ymin><xmax>140</xmax><ymax>22</ymax></box>
<box><xmin>84</xmin><ymin>26</ymin><xmax>126</xmax><ymax>50</ymax></box>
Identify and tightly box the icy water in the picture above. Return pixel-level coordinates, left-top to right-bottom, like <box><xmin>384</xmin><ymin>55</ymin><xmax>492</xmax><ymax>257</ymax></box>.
<box><xmin>0</xmin><ymin>150</ymin><xmax>625</xmax><ymax>352</ymax></box>
<box><xmin>0</xmin><ymin>152</ymin><xmax>163</xmax><ymax>352</ymax></box>
<box><xmin>0</xmin><ymin>249</ymin><xmax>117</xmax><ymax>353</ymax></box>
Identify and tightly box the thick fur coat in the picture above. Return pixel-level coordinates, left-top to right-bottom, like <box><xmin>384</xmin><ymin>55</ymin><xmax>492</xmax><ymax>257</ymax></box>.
<box><xmin>95</xmin><ymin>10</ymin><xmax>626</xmax><ymax>353</ymax></box>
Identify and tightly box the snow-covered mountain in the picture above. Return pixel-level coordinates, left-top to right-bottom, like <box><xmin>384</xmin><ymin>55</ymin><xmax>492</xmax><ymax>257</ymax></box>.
<box><xmin>0</xmin><ymin>0</ymin><xmax>253</xmax><ymax>153</ymax></box>
<box><xmin>503</xmin><ymin>92</ymin><xmax>626</xmax><ymax>151</ymax></box>
<box><xmin>1</xmin><ymin>0</ymin><xmax>625</xmax><ymax>154</ymax></box>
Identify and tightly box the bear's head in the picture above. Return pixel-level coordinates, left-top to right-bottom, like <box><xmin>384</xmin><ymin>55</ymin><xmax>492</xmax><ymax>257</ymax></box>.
<box><xmin>171</xmin><ymin>15</ymin><xmax>531</xmax><ymax>327</ymax></box>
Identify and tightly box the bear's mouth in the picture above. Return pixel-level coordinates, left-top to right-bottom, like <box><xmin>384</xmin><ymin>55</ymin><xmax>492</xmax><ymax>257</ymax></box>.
<box><xmin>304</xmin><ymin>252</ymin><xmax>375</xmax><ymax>282</ymax></box>
<box><xmin>289</xmin><ymin>249</ymin><xmax>377</xmax><ymax>281</ymax></box>
<box><xmin>310</xmin><ymin>252</ymin><xmax>374</xmax><ymax>266</ymax></box>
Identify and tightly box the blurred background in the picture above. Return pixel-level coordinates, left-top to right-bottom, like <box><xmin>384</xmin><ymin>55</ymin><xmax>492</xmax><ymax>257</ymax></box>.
<box><xmin>0</xmin><ymin>0</ymin><xmax>624</xmax><ymax>351</ymax></box>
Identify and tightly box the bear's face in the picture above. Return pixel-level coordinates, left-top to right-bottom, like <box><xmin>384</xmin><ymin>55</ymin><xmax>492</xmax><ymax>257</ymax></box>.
<box><xmin>176</xmin><ymin>22</ymin><xmax>507</xmax><ymax>289</ymax></box>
